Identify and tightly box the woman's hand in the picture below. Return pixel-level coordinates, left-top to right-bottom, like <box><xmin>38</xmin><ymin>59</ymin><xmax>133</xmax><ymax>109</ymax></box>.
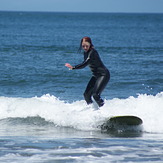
<box><xmin>65</xmin><ymin>63</ymin><xmax>73</xmax><ymax>70</ymax></box>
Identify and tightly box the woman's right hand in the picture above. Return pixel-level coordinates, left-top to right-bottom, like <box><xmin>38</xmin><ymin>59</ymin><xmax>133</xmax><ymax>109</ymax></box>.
<box><xmin>65</xmin><ymin>63</ymin><xmax>73</xmax><ymax>70</ymax></box>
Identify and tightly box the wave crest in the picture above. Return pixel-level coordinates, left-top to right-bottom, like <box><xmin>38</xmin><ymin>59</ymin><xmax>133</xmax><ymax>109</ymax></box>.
<box><xmin>0</xmin><ymin>92</ymin><xmax>163</xmax><ymax>133</ymax></box>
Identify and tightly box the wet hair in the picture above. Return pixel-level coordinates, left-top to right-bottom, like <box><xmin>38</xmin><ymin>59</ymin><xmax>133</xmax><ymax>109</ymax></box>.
<box><xmin>78</xmin><ymin>36</ymin><xmax>94</xmax><ymax>52</ymax></box>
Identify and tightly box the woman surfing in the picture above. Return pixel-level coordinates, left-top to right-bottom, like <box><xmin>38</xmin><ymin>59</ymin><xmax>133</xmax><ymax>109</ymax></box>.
<box><xmin>65</xmin><ymin>37</ymin><xmax>110</xmax><ymax>107</ymax></box>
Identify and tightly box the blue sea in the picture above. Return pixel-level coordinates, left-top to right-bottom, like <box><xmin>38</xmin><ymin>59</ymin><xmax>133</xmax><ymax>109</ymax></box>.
<box><xmin>0</xmin><ymin>11</ymin><xmax>163</xmax><ymax>162</ymax></box>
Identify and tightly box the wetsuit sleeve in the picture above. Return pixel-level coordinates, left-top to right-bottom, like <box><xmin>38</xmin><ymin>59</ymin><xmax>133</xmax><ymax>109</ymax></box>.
<box><xmin>72</xmin><ymin>51</ymin><xmax>92</xmax><ymax>70</ymax></box>
<box><xmin>72</xmin><ymin>58</ymin><xmax>90</xmax><ymax>69</ymax></box>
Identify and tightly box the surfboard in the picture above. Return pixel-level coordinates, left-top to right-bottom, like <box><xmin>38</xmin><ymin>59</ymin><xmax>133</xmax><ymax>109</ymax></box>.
<box><xmin>101</xmin><ymin>115</ymin><xmax>143</xmax><ymax>131</ymax></box>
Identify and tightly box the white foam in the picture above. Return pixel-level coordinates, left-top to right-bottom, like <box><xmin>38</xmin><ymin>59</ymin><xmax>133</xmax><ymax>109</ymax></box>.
<box><xmin>0</xmin><ymin>92</ymin><xmax>163</xmax><ymax>133</ymax></box>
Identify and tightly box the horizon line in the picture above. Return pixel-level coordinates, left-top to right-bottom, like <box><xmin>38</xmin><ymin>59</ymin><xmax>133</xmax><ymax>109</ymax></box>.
<box><xmin>0</xmin><ymin>10</ymin><xmax>163</xmax><ymax>14</ymax></box>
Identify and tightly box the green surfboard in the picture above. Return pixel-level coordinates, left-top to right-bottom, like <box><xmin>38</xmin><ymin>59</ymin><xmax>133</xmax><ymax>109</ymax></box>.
<box><xmin>101</xmin><ymin>115</ymin><xmax>143</xmax><ymax>131</ymax></box>
<box><xmin>109</xmin><ymin>115</ymin><xmax>143</xmax><ymax>125</ymax></box>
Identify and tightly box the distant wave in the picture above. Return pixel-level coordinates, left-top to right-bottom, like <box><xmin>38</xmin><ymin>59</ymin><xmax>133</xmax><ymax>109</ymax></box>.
<box><xmin>0</xmin><ymin>116</ymin><xmax>53</xmax><ymax>126</ymax></box>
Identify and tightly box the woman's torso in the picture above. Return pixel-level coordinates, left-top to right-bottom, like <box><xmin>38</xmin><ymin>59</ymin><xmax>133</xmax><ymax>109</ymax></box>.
<box><xmin>84</xmin><ymin>49</ymin><xmax>109</xmax><ymax>77</ymax></box>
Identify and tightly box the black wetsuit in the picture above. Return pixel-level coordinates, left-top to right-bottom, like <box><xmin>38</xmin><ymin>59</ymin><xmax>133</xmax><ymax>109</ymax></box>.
<box><xmin>73</xmin><ymin>48</ymin><xmax>110</xmax><ymax>107</ymax></box>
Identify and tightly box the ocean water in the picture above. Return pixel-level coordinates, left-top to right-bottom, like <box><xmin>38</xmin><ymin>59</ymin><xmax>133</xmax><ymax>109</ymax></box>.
<box><xmin>0</xmin><ymin>11</ymin><xmax>163</xmax><ymax>162</ymax></box>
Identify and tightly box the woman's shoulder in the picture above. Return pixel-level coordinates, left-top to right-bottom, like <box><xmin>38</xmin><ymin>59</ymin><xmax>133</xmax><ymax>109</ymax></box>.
<box><xmin>88</xmin><ymin>48</ymin><xmax>99</xmax><ymax>60</ymax></box>
<box><xmin>91</xmin><ymin>48</ymin><xmax>97</xmax><ymax>52</ymax></box>
<box><xmin>91</xmin><ymin>48</ymin><xmax>100</xmax><ymax>57</ymax></box>
<box><xmin>90</xmin><ymin>48</ymin><xmax>98</xmax><ymax>54</ymax></box>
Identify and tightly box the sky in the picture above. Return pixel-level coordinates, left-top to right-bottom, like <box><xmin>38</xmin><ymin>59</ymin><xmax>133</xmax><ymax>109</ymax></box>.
<box><xmin>0</xmin><ymin>0</ymin><xmax>163</xmax><ymax>13</ymax></box>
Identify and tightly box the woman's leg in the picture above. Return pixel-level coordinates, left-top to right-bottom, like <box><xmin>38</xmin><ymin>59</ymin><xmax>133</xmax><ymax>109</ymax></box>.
<box><xmin>83</xmin><ymin>76</ymin><xmax>96</xmax><ymax>104</ymax></box>
<box><xmin>93</xmin><ymin>75</ymin><xmax>110</xmax><ymax>107</ymax></box>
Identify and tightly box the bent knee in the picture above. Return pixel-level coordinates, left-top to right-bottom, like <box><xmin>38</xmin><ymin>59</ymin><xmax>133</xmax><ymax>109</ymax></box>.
<box><xmin>92</xmin><ymin>93</ymin><xmax>99</xmax><ymax>100</ymax></box>
<box><xmin>83</xmin><ymin>92</ymin><xmax>87</xmax><ymax>98</ymax></box>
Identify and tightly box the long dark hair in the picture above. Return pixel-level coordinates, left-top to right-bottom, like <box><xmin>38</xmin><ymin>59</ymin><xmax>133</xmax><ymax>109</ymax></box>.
<box><xmin>78</xmin><ymin>36</ymin><xmax>94</xmax><ymax>53</ymax></box>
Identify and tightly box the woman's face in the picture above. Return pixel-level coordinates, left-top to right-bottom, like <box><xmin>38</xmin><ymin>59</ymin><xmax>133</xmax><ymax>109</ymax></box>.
<box><xmin>82</xmin><ymin>41</ymin><xmax>91</xmax><ymax>52</ymax></box>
